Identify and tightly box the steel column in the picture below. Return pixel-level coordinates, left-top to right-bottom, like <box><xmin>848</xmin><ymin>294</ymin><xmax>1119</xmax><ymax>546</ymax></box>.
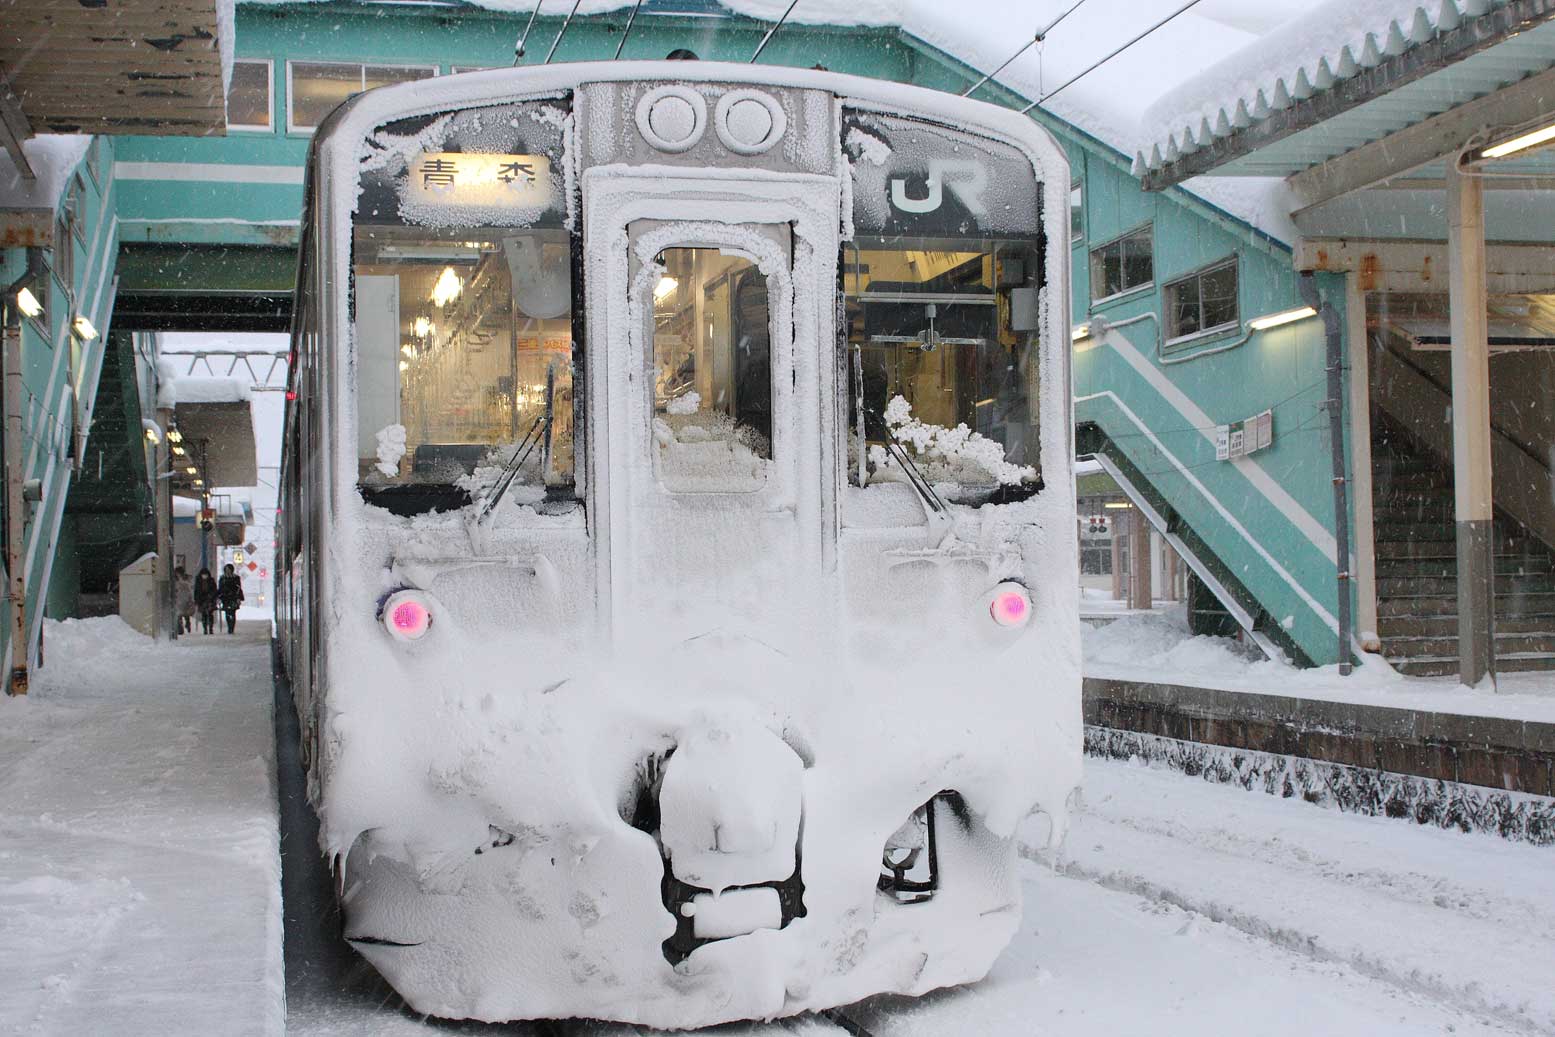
<box><xmin>1446</xmin><ymin>157</ymin><xmax>1495</xmax><ymax>687</ymax></box>
<box><xmin>4</xmin><ymin>321</ymin><xmax>25</xmax><ymax>694</ymax></box>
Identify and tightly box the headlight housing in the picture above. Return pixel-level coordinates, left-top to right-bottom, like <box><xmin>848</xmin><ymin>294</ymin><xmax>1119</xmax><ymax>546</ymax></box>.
<box><xmin>381</xmin><ymin>589</ymin><xmax>433</xmax><ymax>642</ymax></box>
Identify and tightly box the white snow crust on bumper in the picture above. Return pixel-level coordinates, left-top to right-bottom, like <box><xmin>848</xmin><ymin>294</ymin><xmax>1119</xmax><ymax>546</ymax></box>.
<box><xmin>312</xmin><ymin>505</ymin><xmax>1080</xmax><ymax>1028</ymax></box>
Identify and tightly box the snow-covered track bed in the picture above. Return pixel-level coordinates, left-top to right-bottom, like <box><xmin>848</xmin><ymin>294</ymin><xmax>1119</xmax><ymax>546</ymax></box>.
<box><xmin>1019</xmin><ymin>757</ymin><xmax>1555</xmax><ymax>1035</ymax></box>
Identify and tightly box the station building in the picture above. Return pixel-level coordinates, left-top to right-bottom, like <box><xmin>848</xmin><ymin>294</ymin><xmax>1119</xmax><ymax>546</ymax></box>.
<box><xmin>3</xmin><ymin>0</ymin><xmax>1553</xmax><ymax>695</ymax></box>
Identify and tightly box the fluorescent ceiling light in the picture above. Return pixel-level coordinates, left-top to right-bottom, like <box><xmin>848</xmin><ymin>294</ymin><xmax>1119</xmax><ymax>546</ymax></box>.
<box><xmin>1103</xmin><ymin>501</ymin><xmax>1131</xmax><ymax>509</ymax></box>
<box><xmin>72</xmin><ymin>315</ymin><xmax>98</xmax><ymax>342</ymax></box>
<box><xmin>654</xmin><ymin>275</ymin><xmax>679</xmax><ymax>302</ymax></box>
<box><xmin>1247</xmin><ymin>306</ymin><xmax>1316</xmax><ymax>331</ymax></box>
<box><xmin>431</xmin><ymin>266</ymin><xmax>463</xmax><ymax>307</ymax></box>
<box><xmin>185</xmin><ymin>466</ymin><xmax>198</xmax><ymax>475</ymax></box>
<box><xmin>1483</xmin><ymin>121</ymin><xmax>1555</xmax><ymax>160</ymax></box>
<box><xmin>15</xmin><ymin>287</ymin><xmax>42</xmax><ymax>318</ymax></box>
<box><xmin>172</xmin><ymin>445</ymin><xmax>186</xmax><ymax>456</ymax></box>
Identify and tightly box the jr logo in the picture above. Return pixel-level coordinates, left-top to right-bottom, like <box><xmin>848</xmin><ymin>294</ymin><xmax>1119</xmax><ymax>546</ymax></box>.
<box><xmin>889</xmin><ymin>159</ymin><xmax>990</xmax><ymax>216</ymax></box>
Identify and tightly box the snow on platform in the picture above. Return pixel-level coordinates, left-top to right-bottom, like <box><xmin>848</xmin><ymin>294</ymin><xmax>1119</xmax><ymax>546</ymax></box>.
<box><xmin>0</xmin><ymin>618</ymin><xmax>283</xmax><ymax>1036</ymax></box>
<box><xmin>1086</xmin><ymin>608</ymin><xmax>1555</xmax><ymax>726</ymax></box>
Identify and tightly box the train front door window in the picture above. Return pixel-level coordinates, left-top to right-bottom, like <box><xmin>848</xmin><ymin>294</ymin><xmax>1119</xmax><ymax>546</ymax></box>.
<box><xmin>650</xmin><ymin>246</ymin><xmax>773</xmax><ymax>493</ymax></box>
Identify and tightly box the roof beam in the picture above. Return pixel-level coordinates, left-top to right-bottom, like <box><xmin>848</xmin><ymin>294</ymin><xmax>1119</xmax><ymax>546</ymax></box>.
<box><xmin>1141</xmin><ymin>0</ymin><xmax>1555</xmax><ymax>191</ymax></box>
<box><xmin>1288</xmin><ymin>64</ymin><xmax>1555</xmax><ymax>215</ymax></box>
<box><xmin>1293</xmin><ymin>237</ymin><xmax>1555</xmax><ymax>294</ymax></box>
<box><xmin>0</xmin><ymin>68</ymin><xmax>33</xmax><ymax>181</ymax></box>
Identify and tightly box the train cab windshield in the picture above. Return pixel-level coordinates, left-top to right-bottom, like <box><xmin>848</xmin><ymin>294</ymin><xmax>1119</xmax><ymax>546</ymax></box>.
<box><xmin>842</xmin><ymin>111</ymin><xmax>1046</xmax><ymax>504</ymax></box>
<box><xmin>350</xmin><ymin>99</ymin><xmax>576</xmax><ymax>516</ymax></box>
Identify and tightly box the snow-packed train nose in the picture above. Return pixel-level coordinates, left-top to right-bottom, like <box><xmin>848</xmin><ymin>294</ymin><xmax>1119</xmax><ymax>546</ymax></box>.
<box><xmin>659</xmin><ymin>718</ymin><xmax>804</xmax><ymax>895</ymax></box>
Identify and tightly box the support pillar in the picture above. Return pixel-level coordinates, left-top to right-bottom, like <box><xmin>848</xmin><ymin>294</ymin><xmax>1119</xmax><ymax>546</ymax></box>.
<box><xmin>1345</xmin><ymin>272</ymin><xmax>1379</xmax><ymax>651</ymax></box>
<box><xmin>155</xmin><ymin>405</ymin><xmax>173</xmax><ymax>641</ymax></box>
<box><xmin>1446</xmin><ymin>157</ymin><xmax>1495</xmax><ymax>687</ymax></box>
<box><xmin>1110</xmin><ymin>519</ymin><xmax>1123</xmax><ymax>601</ymax></box>
<box><xmin>1128</xmin><ymin>507</ymin><xmax>1152</xmax><ymax>611</ymax></box>
<box><xmin>4</xmin><ymin>320</ymin><xmax>25</xmax><ymax>694</ymax></box>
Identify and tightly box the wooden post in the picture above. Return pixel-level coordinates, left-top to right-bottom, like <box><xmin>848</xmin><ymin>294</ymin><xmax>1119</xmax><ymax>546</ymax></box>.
<box><xmin>1128</xmin><ymin>507</ymin><xmax>1152</xmax><ymax>611</ymax></box>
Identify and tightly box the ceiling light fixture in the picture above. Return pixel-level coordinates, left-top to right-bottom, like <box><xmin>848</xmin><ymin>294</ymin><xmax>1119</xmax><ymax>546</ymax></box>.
<box><xmin>1483</xmin><ymin>120</ymin><xmax>1555</xmax><ymax>160</ymax></box>
<box><xmin>432</xmin><ymin>266</ymin><xmax>463</xmax><ymax>307</ymax></box>
<box><xmin>1247</xmin><ymin>306</ymin><xmax>1317</xmax><ymax>331</ymax></box>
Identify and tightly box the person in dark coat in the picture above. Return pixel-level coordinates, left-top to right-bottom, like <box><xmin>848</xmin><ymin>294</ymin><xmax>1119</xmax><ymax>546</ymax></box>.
<box><xmin>217</xmin><ymin>563</ymin><xmax>245</xmax><ymax>634</ymax></box>
<box><xmin>194</xmin><ymin>567</ymin><xmax>219</xmax><ymax>635</ymax></box>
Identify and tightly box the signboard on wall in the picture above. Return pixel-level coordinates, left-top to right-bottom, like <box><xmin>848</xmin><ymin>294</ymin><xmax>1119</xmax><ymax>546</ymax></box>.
<box><xmin>1216</xmin><ymin>409</ymin><xmax>1274</xmax><ymax>461</ymax></box>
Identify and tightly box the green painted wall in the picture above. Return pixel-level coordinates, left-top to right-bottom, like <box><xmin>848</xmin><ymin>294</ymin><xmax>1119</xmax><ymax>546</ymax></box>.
<box><xmin>3</xmin><ymin>136</ymin><xmax>123</xmax><ymax>669</ymax></box>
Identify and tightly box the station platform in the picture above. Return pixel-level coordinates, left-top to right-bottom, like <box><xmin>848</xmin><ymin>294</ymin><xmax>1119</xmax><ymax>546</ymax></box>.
<box><xmin>1080</xmin><ymin>610</ymin><xmax>1555</xmax><ymax>843</ymax></box>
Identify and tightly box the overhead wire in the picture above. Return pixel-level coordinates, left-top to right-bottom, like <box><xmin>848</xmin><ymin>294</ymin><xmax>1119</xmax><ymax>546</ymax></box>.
<box><xmin>613</xmin><ymin>0</ymin><xmax>645</xmax><ymax>59</ymax></box>
<box><xmin>750</xmin><ymin>0</ymin><xmax>801</xmax><ymax>63</ymax></box>
<box><xmin>513</xmin><ymin>1</ymin><xmax>543</xmax><ymax>64</ymax></box>
<box><xmin>962</xmin><ymin>0</ymin><xmax>1087</xmax><ymax>98</ymax></box>
<box><xmin>1020</xmin><ymin>0</ymin><xmax>1205</xmax><ymax>113</ymax></box>
<box><xmin>544</xmin><ymin>0</ymin><xmax>582</xmax><ymax>65</ymax></box>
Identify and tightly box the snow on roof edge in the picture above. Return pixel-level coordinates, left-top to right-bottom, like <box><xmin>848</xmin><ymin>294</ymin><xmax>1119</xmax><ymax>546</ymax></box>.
<box><xmin>1137</xmin><ymin>0</ymin><xmax>1512</xmax><ymax>178</ymax></box>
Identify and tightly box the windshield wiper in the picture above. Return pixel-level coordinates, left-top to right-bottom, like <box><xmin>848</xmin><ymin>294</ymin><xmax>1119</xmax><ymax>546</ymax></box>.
<box><xmin>480</xmin><ymin>365</ymin><xmax>558</xmax><ymax>521</ymax></box>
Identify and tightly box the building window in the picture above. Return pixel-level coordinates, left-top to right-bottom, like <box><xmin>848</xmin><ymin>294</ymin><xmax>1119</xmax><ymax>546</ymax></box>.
<box><xmin>1089</xmin><ymin>224</ymin><xmax>1152</xmax><ymax>302</ymax></box>
<box><xmin>1070</xmin><ymin>184</ymin><xmax>1083</xmax><ymax>243</ymax></box>
<box><xmin>287</xmin><ymin>61</ymin><xmax>436</xmax><ymax>133</ymax></box>
<box><xmin>227</xmin><ymin>59</ymin><xmax>274</xmax><ymax>131</ymax></box>
<box><xmin>1164</xmin><ymin>257</ymin><xmax>1239</xmax><ymax>342</ymax></box>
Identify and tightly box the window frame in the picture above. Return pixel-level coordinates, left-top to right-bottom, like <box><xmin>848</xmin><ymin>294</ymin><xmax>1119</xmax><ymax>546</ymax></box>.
<box><xmin>285</xmin><ymin>60</ymin><xmax>439</xmax><ymax>135</ymax></box>
<box><xmin>1088</xmin><ymin>223</ymin><xmax>1153</xmax><ymax>305</ymax></box>
<box><xmin>227</xmin><ymin>58</ymin><xmax>275</xmax><ymax>133</ymax></box>
<box><xmin>1163</xmin><ymin>254</ymin><xmax>1241</xmax><ymax>347</ymax></box>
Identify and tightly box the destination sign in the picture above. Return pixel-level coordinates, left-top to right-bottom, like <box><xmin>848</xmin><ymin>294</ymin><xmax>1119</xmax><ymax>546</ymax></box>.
<box><xmin>406</xmin><ymin>152</ymin><xmax>553</xmax><ymax>210</ymax></box>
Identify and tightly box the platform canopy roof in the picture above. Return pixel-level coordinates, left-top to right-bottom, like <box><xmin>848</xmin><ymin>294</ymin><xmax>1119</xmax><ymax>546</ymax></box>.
<box><xmin>0</xmin><ymin>0</ymin><xmax>234</xmax><ymax>181</ymax></box>
<box><xmin>162</xmin><ymin>370</ymin><xmax>257</xmax><ymax>490</ymax></box>
<box><xmin>1132</xmin><ymin>0</ymin><xmax>1555</xmax><ymax>249</ymax></box>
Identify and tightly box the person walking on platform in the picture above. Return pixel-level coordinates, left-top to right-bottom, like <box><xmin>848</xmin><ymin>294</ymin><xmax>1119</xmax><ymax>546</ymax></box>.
<box><xmin>173</xmin><ymin>567</ymin><xmax>195</xmax><ymax>635</ymax></box>
<box><xmin>194</xmin><ymin>567</ymin><xmax>218</xmax><ymax>635</ymax></box>
<box><xmin>218</xmin><ymin>563</ymin><xmax>245</xmax><ymax>635</ymax></box>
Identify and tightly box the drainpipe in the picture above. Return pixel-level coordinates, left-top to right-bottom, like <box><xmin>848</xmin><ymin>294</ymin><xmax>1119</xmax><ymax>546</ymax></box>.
<box><xmin>1300</xmin><ymin>272</ymin><xmax>1352</xmax><ymax>675</ymax></box>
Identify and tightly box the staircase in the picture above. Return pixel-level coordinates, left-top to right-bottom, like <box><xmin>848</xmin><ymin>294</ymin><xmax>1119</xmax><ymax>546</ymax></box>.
<box><xmin>1373</xmin><ymin>413</ymin><xmax>1555</xmax><ymax>677</ymax></box>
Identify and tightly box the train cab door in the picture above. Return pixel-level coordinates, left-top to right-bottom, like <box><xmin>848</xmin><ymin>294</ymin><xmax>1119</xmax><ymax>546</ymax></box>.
<box><xmin>585</xmin><ymin>180</ymin><xmax>839</xmax><ymax>647</ymax></box>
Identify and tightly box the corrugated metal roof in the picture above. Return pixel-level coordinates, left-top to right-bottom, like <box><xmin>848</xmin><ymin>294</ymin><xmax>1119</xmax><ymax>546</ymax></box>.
<box><xmin>1138</xmin><ymin>0</ymin><xmax>1555</xmax><ymax>188</ymax></box>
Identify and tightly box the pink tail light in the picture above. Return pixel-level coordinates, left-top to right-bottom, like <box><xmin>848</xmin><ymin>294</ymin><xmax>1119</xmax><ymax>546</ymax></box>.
<box><xmin>383</xmin><ymin>590</ymin><xmax>433</xmax><ymax>641</ymax></box>
<box><xmin>989</xmin><ymin>583</ymin><xmax>1031</xmax><ymax>628</ymax></box>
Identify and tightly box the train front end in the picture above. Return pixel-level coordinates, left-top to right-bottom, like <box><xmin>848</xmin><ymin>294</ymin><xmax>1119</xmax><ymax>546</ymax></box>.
<box><xmin>280</xmin><ymin>63</ymin><xmax>1080</xmax><ymax>1028</ymax></box>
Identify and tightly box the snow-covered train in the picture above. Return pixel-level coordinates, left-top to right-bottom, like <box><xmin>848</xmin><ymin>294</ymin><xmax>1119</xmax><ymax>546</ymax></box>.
<box><xmin>276</xmin><ymin>62</ymin><xmax>1079</xmax><ymax>1027</ymax></box>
